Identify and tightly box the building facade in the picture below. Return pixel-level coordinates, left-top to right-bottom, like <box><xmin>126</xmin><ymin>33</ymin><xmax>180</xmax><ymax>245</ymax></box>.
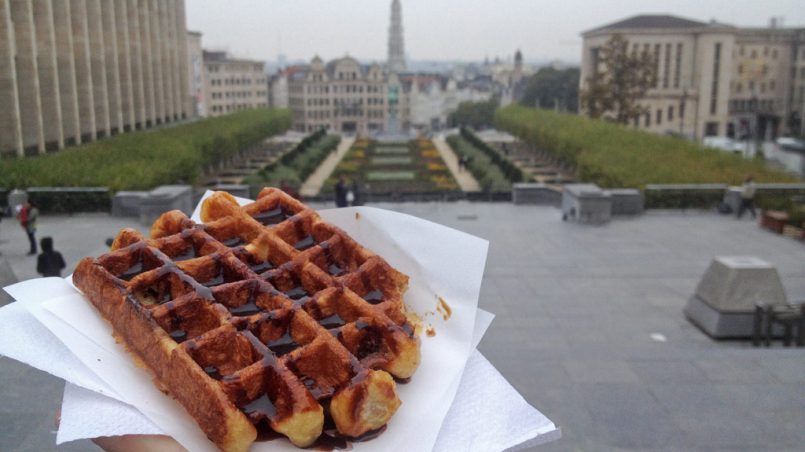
<box><xmin>580</xmin><ymin>15</ymin><xmax>805</xmax><ymax>141</ymax></box>
<box><xmin>202</xmin><ymin>50</ymin><xmax>268</xmax><ymax>117</ymax></box>
<box><xmin>186</xmin><ymin>30</ymin><xmax>204</xmax><ymax>117</ymax></box>
<box><xmin>1</xmin><ymin>0</ymin><xmax>191</xmax><ymax>157</ymax></box>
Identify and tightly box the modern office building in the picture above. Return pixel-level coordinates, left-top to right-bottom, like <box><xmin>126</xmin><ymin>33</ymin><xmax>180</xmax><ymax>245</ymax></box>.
<box><xmin>1</xmin><ymin>0</ymin><xmax>191</xmax><ymax>157</ymax></box>
<box><xmin>580</xmin><ymin>15</ymin><xmax>805</xmax><ymax>141</ymax></box>
<box><xmin>202</xmin><ymin>50</ymin><xmax>268</xmax><ymax>117</ymax></box>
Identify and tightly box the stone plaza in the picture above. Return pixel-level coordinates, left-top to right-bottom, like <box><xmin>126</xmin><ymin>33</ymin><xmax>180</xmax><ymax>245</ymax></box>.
<box><xmin>0</xmin><ymin>203</ymin><xmax>804</xmax><ymax>451</ymax></box>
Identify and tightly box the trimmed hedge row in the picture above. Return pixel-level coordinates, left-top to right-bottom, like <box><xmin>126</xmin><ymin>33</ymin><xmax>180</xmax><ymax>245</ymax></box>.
<box><xmin>495</xmin><ymin>106</ymin><xmax>798</xmax><ymax>188</ymax></box>
<box><xmin>246</xmin><ymin>131</ymin><xmax>340</xmax><ymax>187</ymax></box>
<box><xmin>0</xmin><ymin>109</ymin><xmax>291</xmax><ymax>191</ymax></box>
<box><xmin>459</xmin><ymin>127</ymin><xmax>525</xmax><ymax>183</ymax></box>
<box><xmin>446</xmin><ymin>135</ymin><xmax>512</xmax><ymax>191</ymax></box>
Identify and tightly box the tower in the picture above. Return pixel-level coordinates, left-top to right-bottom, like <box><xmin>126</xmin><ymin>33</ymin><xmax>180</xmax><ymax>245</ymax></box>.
<box><xmin>388</xmin><ymin>0</ymin><xmax>406</xmax><ymax>73</ymax></box>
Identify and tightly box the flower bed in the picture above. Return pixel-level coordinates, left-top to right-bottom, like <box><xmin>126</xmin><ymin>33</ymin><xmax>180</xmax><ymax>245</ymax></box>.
<box><xmin>324</xmin><ymin>138</ymin><xmax>458</xmax><ymax>194</ymax></box>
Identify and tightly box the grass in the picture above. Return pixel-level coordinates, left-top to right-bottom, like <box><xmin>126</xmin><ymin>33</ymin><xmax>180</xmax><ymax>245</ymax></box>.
<box><xmin>495</xmin><ymin>105</ymin><xmax>799</xmax><ymax>188</ymax></box>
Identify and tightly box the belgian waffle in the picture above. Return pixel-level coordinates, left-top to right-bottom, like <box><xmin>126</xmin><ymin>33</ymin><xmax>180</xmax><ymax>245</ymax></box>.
<box><xmin>73</xmin><ymin>188</ymin><xmax>421</xmax><ymax>452</ymax></box>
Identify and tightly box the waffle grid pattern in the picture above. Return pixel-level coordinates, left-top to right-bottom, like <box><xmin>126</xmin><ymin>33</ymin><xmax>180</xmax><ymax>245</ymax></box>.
<box><xmin>73</xmin><ymin>189</ymin><xmax>420</xmax><ymax>451</ymax></box>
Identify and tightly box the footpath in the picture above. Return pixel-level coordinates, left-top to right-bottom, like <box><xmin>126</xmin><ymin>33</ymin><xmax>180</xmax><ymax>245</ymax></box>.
<box><xmin>433</xmin><ymin>134</ymin><xmax>481</xmax><ymax>192</ymax></box>
<box><xmin>299</xmin><ymin>137</ymin><xmax>356</xmax><ymax>197</ymax></box>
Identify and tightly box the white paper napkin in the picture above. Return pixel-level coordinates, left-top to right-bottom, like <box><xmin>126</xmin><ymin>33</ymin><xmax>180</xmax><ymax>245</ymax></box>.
<box><xmin>0</xmin><ymin>195</ymin><xmax>558</xmax><ymax>451</ymax></box>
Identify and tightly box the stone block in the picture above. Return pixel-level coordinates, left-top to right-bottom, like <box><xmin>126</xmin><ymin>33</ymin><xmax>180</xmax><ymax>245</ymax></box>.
<box><xmin>512</xmin><ymin>183</ymin><xmax>561</xmax><ymax>206</ymax></box>
<box><xmin>562</xmin><ymin>184</ymin><xmax>611</xmax><ymax>225</ymax></box>
<box><xmin>139</xmin><ymin>185</ymin><xmax>194</xmax><ymax>226</ymax></box>
<box><xmin>685</xmin><ymin>256</ymin><xmax>787</xmax><ymax>338</ymax></box>
<box><xmin>112</xmin><ymin>191</ymin><xmax>148</xmax><ymax>217</ymax></box>
<box><xmin>211</xmin><ymin>184</ymin><xmax>250</xmax><ymax>199</ymax></box>
<box><xmin>607</xmin><ymin>189</ymin><xmax>644</xmax><ymax>215</ymax></box>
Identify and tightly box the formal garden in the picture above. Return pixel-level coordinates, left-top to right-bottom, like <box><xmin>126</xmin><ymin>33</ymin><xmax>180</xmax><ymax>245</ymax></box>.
<box><xmin>447</xmin><ymin>128</ymin><xmax>526</xmax><ymax>191</ymax></box>
<box><xmin>243</xmin><ymin>128</ymin><xmax>340</xmax><ymax>191</ymax></box>
<box><xmin>323</xmin><ymin>138</ymin><xmax>458</xmax><ymax>195</ymax></box>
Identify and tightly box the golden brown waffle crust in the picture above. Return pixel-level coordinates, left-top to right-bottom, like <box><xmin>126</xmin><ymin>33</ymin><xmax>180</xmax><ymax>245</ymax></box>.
<box><xmin>73</xmin><ymin>188</ymin><xmax>421</xmax><ymax>451</ymax></box>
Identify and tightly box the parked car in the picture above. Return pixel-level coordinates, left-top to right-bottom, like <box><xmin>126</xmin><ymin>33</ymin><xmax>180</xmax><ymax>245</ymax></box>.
<box><xmin>703</xmin><ymin>136</ymin><xmax>745</xmax><ymax>154</ymax></box>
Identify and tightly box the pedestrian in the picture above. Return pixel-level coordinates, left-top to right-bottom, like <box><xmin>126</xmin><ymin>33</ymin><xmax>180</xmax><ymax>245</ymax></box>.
<box><xmin>350</xmin><ymin>180</ymin><xmax>361</xmax><ymax>207</ymax></box>
<box><xmin>17</xmin><ymin>200</ymin><xmax>39</xmax><ymax>255</ymax></box>
<box><xmin>37</xmin><ymin>237</ymin><xmax>65</xmax><ymax>277</ymax></box>
<box><xmin>458</xmin><ymin>155</ymin><xmax>467</xmax><ymax>172</ymax></box>
<box><xmin>334</xmin><ymin>176</ymin><xmax>348</xmax><ymax>208</ymax></box>
<box><xmin>736</xmin><ymin>175</ymin><xmax>757</xmax><ymax>219</ymax></box>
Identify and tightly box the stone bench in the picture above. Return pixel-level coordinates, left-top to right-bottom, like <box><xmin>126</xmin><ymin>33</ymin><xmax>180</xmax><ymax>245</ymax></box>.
<box><xmin>761</xmin><ymin>210</ymin><xmax>789</xmax><ymax>234</ymax></box>
<box><xmin>512</xmin><ymin>183</ymin><xmax>561</xmax><ymax>206</ymax></box>
<box><xmin>606</xmin><ymin>189</ymin><xmax>643</xmax><ymax>215</ymax></box>
<box><xmin>112</xmin><ymin>191</ymin><xmax>148</xmax><ymax>217</ymax></box>
<box><xmin>561</xmin><ymin>184</ymin><xmax>611</xmax><ymax>225</ymax></box>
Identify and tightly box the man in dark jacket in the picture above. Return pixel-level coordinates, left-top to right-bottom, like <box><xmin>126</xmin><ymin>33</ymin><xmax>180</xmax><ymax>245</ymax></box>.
<box><xmin>334</xmin><ymin>176</ymin><xmax>348</xmax><ymax>208</ymax></box>
<box><xmin>37</xmin><ymin>237</ymin><xmax>66</xmax><ymax>277</ymax></box>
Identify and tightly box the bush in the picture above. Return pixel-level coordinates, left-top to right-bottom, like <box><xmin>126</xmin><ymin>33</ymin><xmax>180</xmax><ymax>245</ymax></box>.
<box><xmin>459</xmin><ymin>128</ymin><xmax>525</xmax><ymax>183</ymax></box>
<box><xmin>495</xmin><ymin>105</ymin><xmax>799</xmax><ymax>188</ymax></box>
<box><xmin>27</xmin><ymin>187</ymin><xmax>110</xmax><ymax>213</ymax></box>
<box><xmin>447</xmin><ymin>135</ymin><xmax>511</xmax><ymax>191</ymax></box>
<box><xmin>0</xmin><ymin>109</ymin><xmax>291</xmax><ymax>191</ymax></box>
<box><xmin>254</xmin><ymin>132</ymin><xmax>340</xmax><ymax>188</ymax></box>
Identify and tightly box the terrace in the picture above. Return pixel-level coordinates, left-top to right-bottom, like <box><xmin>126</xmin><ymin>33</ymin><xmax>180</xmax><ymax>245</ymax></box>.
<box><xmin>1</xmin><ymin>204</ymin><xmax>803</xmax><ymax>451</ymax></box>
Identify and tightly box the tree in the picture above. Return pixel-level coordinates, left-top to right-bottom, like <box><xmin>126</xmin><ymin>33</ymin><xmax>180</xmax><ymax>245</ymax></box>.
<box><xmin>519</xmin><ymin>67</ymin><xmax>580</xmax><ymax>112</ymax></box>
<box><xmin>448</xmin><ymin>97</ymin><xmax>499</xmax><ymax>129</ymax></box>
<box><xmin>580</xmin><ymin>34</ymin><xmax>657</xmax><ymax>124</ymax></box>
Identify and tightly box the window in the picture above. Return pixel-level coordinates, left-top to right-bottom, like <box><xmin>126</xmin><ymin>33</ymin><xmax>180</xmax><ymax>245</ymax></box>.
<box><xmin>710</xmin><ymin>43</ymin><xmax>722</xmax><ymax>115</ymax></box>
<box><xmin>674</xmin><ymin>43</ymin><xmax>682</xmax><ymax>88</ymax></box>
<box><xmin>654</xmin><ymin>44</ymin><xmax>661</xmax><ymax>88</ymax></box>
<box><xmin>751</xmin><ymin>49</ymin><xmax>757</xmax><ymax>58</ymax></box>
<box><xmin>668</xmin><ymin>106</ymin><xmax>674</xmax><ymax>121</ymax></box>
<box><xmin>770</xmin><ymin>80</ymin><xmax>775</xmax><ymax>91</ymax></box>
<box><xmin>736</xmin><ymin>82</ymin><xmax>742</xmax><ymax>93</ymax></box>
<box><xmin>645</xmin><ymin>112</ymin><xmax>651</xmax><ymax>127</ymax></box>
<box><xmin>656</xmin><ymin>108</ymin><xmax>662</xmax><ymax>125</ymax></box>
<box><xmin>663</xmin><ymin>43</ymin><xmax>671</xmax><ymax>88</ymax></box>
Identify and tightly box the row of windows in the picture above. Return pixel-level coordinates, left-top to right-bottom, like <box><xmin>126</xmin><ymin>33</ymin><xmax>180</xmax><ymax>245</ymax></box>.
<box><xmin>628</xmin><ymin>41</ymin><xmax>684</xmax><ymax>90</ymax></box>
<box><xmin>737</xmin><ymin>46</ymin><xmax>779</xmax><ymax>59</ymax></box>
<box><xmin>210</xmin><ymin>77</ymin><xmax>265</xmax><ymax>87</ymax></box>
<box><xmin>728</xmin><ymin>98</ymin><xmax>777</xmax><ymax>114</ymax></box>
<box><xmin>210</xmin><ymin>103</ymin><xmax>267</xmax><ymax>113</ymax></box>
<box><xmin>734</xmin><ymin>80</ymin><xmax>776</xmax><ymax>94</ymax></box>
<box><xmin>207</xmin><ymin>64</ymin><xmax>263</xmax><ymax>73</ymax></box>
<box><xmin>633</xmin><ymin>104</ymin><xmax>683</xmax><ymax>128</ymax></box>
<box><xmin>210</xmin><ymin>90</ymin><xmax>266</xmax><ymax>100</ymax></box>
<box><xmin>303</xmin><ymin>84</ymin><xmax>386</xmax><ymax>95</ymax></box>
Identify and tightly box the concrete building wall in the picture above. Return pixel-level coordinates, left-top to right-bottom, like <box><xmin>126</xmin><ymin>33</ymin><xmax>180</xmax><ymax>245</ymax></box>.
<box><xmin>0</xmin><ymin>0</ymin><xmax>190</xmax><ymax>156</ymax></box>
<box><xmin>581</xmin><ymin>19</ymin><xmax>805</xmax><ymax>141</ymax></box>
<box><xmin>203</xmin><ymin>52</ymin><xmax>267</xmax><ymax>118</ymax></box>
<box><xmin>186</xmin><ymin>31</ymin><xmax>204</xmax><ymax>117</ymax></box>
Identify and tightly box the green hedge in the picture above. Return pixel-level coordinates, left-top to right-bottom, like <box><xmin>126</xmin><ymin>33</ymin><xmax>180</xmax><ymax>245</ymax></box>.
<box><xmin>495</xmin><ymin>106</ymin><xmax>799</xmax><ymax>188</ymax></box>
<box><xmin>447</xmin><ymin>135</ymin><xmax>512</xmax><ymax>191</ymax></box>
<box><xmin>27</xmin><ymin>187</ymin><xmax>111</xmax><ymax>213</ymax></box>
<box><xmin>0</xmin><ymin>109</ymin><xmax>291</xmax><ymax>191</ymax></box>
<box><xmin>459</xmin><ymin>127</ymin><xmax>525</xmax><ymax>183</ymax></box>
<box><xmin>246</xmin><ymin>131</ymin><xmax>340</xmax><ymax>188</ymax></box>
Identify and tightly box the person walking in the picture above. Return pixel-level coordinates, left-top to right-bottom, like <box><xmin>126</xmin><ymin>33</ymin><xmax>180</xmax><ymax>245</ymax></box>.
<box><xmin>17</xmin><ymin>200</ymin><xmax>39</xmax><ymax>255</ymax></box>
<box><xmin>334</xmin><ymin>176</ymin><xmax>348</xmax><ymax>208</ymax></box>
<box><xmin>37</xmin><ymin>237</ymin><xmax>66</xmax><ymax>277</ymax></box>
<box><xmin>736</xmin><ymin>175</ymin><xmax>757</xmax><ymax>219</ymax></box>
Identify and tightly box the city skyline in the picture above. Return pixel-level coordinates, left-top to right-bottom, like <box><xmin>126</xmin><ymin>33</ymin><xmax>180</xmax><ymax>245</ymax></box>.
<box><xmin>186</xmin><ymin>0</ymin><xmax>805</xmax><ymax>64</ymax></box>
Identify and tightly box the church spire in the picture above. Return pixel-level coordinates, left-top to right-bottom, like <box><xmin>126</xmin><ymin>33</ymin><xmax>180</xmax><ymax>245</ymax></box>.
<box><xmin>388</xmin><ymin>0</ymin><xmax>406</xmax><ymax>73</ymax></box>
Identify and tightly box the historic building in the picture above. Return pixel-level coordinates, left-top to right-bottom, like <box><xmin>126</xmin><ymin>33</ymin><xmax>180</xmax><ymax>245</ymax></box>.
<box><xmin>1</xmin><ymin>0</ymin><xmax>191</xmax><ymax>157</ymax></box>
<box><xmin>202</xmin><ymin>50</ymin><xmax>268</xmax><ymax>117</ymax></box>
<box><xmin>580</xmin><ymin>15</ymin><xmax>805</xmax><ymax>141</ymax></box>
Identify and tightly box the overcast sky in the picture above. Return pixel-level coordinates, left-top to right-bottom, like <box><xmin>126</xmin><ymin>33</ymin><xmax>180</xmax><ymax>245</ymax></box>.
<box><xmin>186</xmin><ymin>0</ymin><xmax>805</xmax><ymax>64</ymax></box>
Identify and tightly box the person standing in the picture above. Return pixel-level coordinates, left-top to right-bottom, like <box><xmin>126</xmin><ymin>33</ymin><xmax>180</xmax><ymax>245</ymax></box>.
<box><xmin>37</xmin><ymin>237</ymin><xmax>65</xmax><ymax>277</ymax></box>
<box><xmin>737</xmin><ymin>175</ymin><xmax>757</xmax><ymax>219</ymax></box>
<box><xmin>17</xmin><ymin>200</ymin><xmax>38</xmax><ymax>255</ymax></box>
<box><xmin>334</xmin><ymin>176</ymin><xmax>348</xmax><ymax>208</ymax></box>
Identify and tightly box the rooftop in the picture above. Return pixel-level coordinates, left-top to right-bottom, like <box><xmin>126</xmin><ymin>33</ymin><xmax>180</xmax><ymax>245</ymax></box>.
<box><xmin>583</xmin><ymin>14</ymin><xmax>726</xmax><ymax>35</ymax></box>
<box><xmin>1</xmin><ymin>204</ymin><xmax>804</xmax><ymax>450</ymax></box>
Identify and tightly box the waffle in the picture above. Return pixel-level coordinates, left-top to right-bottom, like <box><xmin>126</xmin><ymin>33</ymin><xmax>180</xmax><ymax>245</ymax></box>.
<box><xmin>73</xmin><ymin>188</ymin><xmax>421</xmax><ymax>452</ymax></box>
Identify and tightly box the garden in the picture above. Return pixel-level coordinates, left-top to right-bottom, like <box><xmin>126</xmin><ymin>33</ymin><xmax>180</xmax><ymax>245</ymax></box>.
<box><xmin>0</xmin><ymin>109</ymin><xmax>291</xmax><ymax>191</ymax></box>
<box><xmin>447</xmin><ymin>128</ymin><xmax>525</xmax><ymax>191</ymax></box>
<box><xmin>323</xmin><ymin>137</ymin><xmax>459</xmax><ymax>195</ymax></box>
<box><xmin>243</xmin><ymin>129</ymin><xmax>340</xmax><ymax>190</ymax></box>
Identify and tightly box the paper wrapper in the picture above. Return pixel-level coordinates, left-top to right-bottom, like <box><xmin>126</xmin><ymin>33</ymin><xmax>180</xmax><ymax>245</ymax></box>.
<box><xmin>0</xmin><ymin>192</ymin><xmax>558</xmax><ymax>451</ymax></box>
